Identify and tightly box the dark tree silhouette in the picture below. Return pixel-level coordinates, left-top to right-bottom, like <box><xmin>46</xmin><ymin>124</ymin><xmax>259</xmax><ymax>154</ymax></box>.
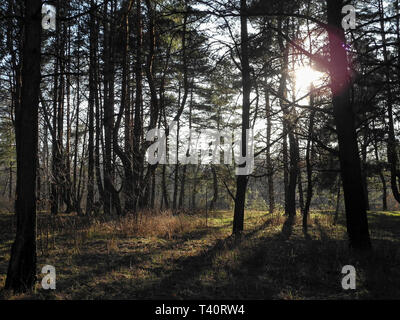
<box><xmin>5</xmin><ymin>0</ymin><xmax>42</xmax><ymax>292</ymax></box>
<box><xmin>326</xmin><ymin>0</ymin><xmax>371</xmax><ymax>250</ymax></box>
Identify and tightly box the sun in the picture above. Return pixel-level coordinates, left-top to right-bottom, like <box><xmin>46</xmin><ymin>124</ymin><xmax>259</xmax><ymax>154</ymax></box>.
<box><xmin>294</xmin><ymin>66</ymin><xmax>324</xmax><ymax>92</ymax></box>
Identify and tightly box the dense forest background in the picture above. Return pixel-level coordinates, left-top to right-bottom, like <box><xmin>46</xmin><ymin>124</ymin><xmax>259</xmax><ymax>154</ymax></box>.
<box><xmin>0</xmin><ymin>0</ymin><xmax>400</xmax><ymax>298</ymax></box>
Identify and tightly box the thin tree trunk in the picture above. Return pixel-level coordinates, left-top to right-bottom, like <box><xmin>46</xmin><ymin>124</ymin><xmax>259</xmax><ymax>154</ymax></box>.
<box><xmin>121</xmin><ymin>0</ymin><xmax>134</xmax><ymax>214</ymax></box>
<box><xmin>333</xmin><ymin>177</ymin><xmax>341</xmax><ymax>225</ymax></box>
<box><xmin>303</xmin><ymin>108</ymin><xmax>315</xmax><ymax>235</ymax></box>
<box><xmin>233</xmin><ymin>0</ymin><xmax>251</xmax><ymax>235</ymax></box>
<box><xmin>102</xmin><ymin>1</ymin><xmax>120</xmax><ymax>215</ymax></box>
<box><xmin>131</xmin><ymin>0</ymin><xmax>144</xmax><ymax>215</ymax></box>
<box><xmin>209</xmin><ymin>166</ymin><xmax>219</xmax><ymax>211</ymax></box>
<box><xmin>378</xmin><ymin>0</ymin><xmax>400</xmax><ymax>204</ymax></box>
<box><xmin>361</xmin><ymin>128</ymin><xmax>370</xmax><ymax>210</ymax></box>
<box><xmin>373</xmin><ymin>121</ymin><xmax>387</xmax><ymax>211</ymax></box>
<box><xmin>51</xmin><ymin>9</ymin><xmax>60</xmax><ymax>215</ymax></box>
<box><xmin>278</xmin><ymin>19</ymin><xmax>297</xmax><ymax>217</ymax></box>
<box><xmin>265</xmin><ymin>88</ymin><xmax>275</xmax><ymax>214</ymax></box>
<box><xmin>86</xmin><ymin>0</ymin><xmax>97</xmax><ymax>215</ymax></box>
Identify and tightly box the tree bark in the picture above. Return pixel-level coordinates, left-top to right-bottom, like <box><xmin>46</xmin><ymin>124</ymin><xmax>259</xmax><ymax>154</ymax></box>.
<box><xmin>131</xmin><ymin>0</ymin><xmax>144</xmax><ymax>214</ymax></box>
<box><xmin>277</xmin><ymin>18</ymin><xmax>297</xmax><ymax>217</ymax></box>
<box><xmin>303</xmin><ymin>107</ymin><xmax>315</xmax><ymax>235</ymax></box>
<box><xmin>327</xmin><ymin>0</ymin><xmax>371</xmax><ymax>250</ymax></box>
<box><xmin>378</xmin><ymin>0</ymin><xmax>400</xmax><ymax>204</ymax></box>
<box><xmin>265</xmin><ymin>88</ymin><xmax>275</xmax><ymax>214</ymax></box>
<box><xmin>86</xmin><ymin>0</ymin><xmax>97</xmax><ymax>215</ymax></box>
<box><xmin>233</xmin><ymin>0</ymin><xmax>251</xmax><ymax>235</ymax></box>
<box><xmin>5</xmin><ymin>0</ymin><xmax>41</xmax><ymax>292</ymax></box>
<box><xmin>209</xmin><ymin>166</ymin><xmax>219</xmax><ymax>211</ymax></box>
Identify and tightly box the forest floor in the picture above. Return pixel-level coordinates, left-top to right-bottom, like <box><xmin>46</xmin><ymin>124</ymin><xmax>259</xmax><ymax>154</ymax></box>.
<box><xmin>0</xmin><ymin>209</ymin><xmax>399</xmax><ymax>300</ymax></box>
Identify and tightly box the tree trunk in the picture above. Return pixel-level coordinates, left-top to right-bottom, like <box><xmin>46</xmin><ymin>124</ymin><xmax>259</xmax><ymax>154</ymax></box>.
<box><xmin>131</xmin><ymin>0</ymin><xmax>144</xmax><ymax>214</ymax></box>
<box><xmin>302</xmin><ymin>16</ymin><xmax>315</xmax><ymax>234</ymax></box>
<box><xmin>277</xmin><ymin>19</ymin><xmax>297</xmax><ymax>217</ymax></box>
<box><xmin>121</xmin><ymin>0</ymin><xmax>134</xmax><ymax>214</ymax></box>
<box><xmin>172</xmin><ymin>112</ymin><xmax>180</xmax><ymax>210</ymax></box>
<box><xmin>51</xmin><ymin>10</ymin><xmax>60</xmax><ymax>216</ymax></box>
<box><xmin>209</xmin><ymin>166</ymin><xmax>219</xmax><ymax>211</ymax></box>
<box><xmin>303</xmin><ymin>107</ymin><xmax>315</xmax><ymax>235</ymax></box>
<box><xmin>265</xmin><ymin>88</ymin><xmax>275</xmax><ymax>214</ymax></box>
<box><xmin>5</xmin><ymin>0</ymin><xmax>41</xmax><ymax>292</ymax></box>
<box><xmin>102</xmin><ymin>1</ymin><xmax>120</xmax><ymax>216</ymax></box>
<box><xmin>333</xmin><ymin>177</ymin><xmax>341</xmax><ymax>225</ymax></box>
<box><xmin>233</xmin><ymin>0</ymin><xmax>251</xmax><ymax>235</ymax></box>
<box><xmin>378</xmin><ymin>0</ymin><xmax>400</xmax><ymax>204</ymax></box>
<box><xmin>327</xmin><ymin>0</ymin><xmax>371</xmax><ymax>250</ymax></box>
<box><xmin>86</xmin><ymin>0</ymin><xmax>97</xmax><ymax>215</ymax></box>
<box><xmin>361</xmin><ymin>127</ymin><xmax>370</xmax><ymax>210</ymax></box>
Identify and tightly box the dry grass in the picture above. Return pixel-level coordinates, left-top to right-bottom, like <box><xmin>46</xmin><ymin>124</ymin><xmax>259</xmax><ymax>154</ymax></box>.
<box><xmin>100</xmin><ymin>210</ymin><xmax>204</xmax><ymax>239</ymax></box>
<box><xmin>0</xmin><ymin>209</ymin><xmax>399</xmax><ymax>300</ymax></box>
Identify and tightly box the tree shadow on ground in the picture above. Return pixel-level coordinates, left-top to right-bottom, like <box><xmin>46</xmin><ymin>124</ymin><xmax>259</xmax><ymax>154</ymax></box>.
<box><xmin>41</xmin><ymin>225</ymin><xmax>222</xmax><ymax>298</ymax></box>
<box><xmin>367</xmin><ymin>212</ymin><xmax>400</xmax><ymax>239</ymax></box>
<box><xmin>280</xmin><ymin>215</ymin><xmax>295</xmax><ymax>240</ymax></box>
<box><xmin>2</xmin><ymin>212</ymin><xmax>400</xmax><ymax>299</ymax></box>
